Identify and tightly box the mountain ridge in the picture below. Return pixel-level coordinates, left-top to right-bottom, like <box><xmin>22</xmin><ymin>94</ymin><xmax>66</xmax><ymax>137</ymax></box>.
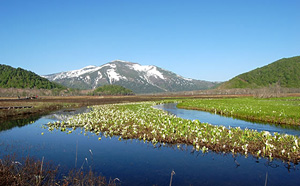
<box><xmin>219</xmin><ymin>56</ymin><xmax>300</xmax><ymax>89</ymax></box>
<box><xmin>43</xmin><ymin>60</ymin><xmax>220</xmax><ymax>94</ymax></box>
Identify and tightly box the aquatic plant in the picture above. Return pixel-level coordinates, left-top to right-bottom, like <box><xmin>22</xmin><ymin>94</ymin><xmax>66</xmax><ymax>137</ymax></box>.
<box><xmin>47</xmin><ymin>101</ymin><xmax>300</xmax><ymax>163</ymax></box>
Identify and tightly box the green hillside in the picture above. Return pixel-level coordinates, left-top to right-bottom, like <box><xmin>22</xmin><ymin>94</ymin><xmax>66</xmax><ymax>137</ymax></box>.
<box><xmin>220</xmin><ymin>56</ymin><xmax>300</xmax><ymax>89</ymax></box>
<box><xmin>92</xmin><ymin>85</ymin><xmax>135</xmax><ymax>95</ymax></box>
<box><xmin>0</xmin><ymin>64</ymin><xmax>64</xmax><ymax>89</ymax></box>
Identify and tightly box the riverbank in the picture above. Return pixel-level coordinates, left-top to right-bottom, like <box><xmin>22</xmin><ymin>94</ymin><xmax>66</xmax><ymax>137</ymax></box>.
<box><xmin>0</xmin><ymin>94</ymin><xmax>248</xmax><ymax>122</ymax></box>
<box><xmin>177</xmin><ymin>97</ymin><xmax>300</xmax><ymax>125</ymax></box>
<box><xmin>0</xmin><ymin>100</ymin><xmax>78</xmax><ymax>121</ymax></box>
<box><xmin>0</xmin><ymin>95</ymin><xmax>164</xmax><ymax>122</ymax></box>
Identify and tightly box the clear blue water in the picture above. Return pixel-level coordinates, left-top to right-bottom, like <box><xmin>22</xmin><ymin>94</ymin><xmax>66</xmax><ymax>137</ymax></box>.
<box><xmin>0</xmin><ymin>106</ymin><xmax>300</xmax><ymax>186</ymax></box>
<box><xmin>154</xmin><ymin>103</ymin><xmax>300</xmax><ymax>136</ymax></box>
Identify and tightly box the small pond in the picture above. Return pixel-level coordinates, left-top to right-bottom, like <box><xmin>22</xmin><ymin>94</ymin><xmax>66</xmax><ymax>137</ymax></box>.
<box><xmin>0</xmin><ymin>105</ymin><xmax>300</xmax><ymax>186</ymax></box>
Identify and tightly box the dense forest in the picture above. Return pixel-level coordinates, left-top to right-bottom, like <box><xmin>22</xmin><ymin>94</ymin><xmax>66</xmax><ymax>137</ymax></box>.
<box><xmin>92</xmin><ymin>85</ymin><xmax>134</xmax><ymax>95</ymax></box>
<box><xmin>0</xmin><ymin>64</ymin><xmax>64</xmax><ymax>89</ymax></box>
<box><xmin>220</xmin><ymin>56</ymin><xmax>300</xmax><ymax>89</ymax></box>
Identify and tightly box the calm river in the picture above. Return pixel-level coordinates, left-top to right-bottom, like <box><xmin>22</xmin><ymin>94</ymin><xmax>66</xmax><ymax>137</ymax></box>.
<box><xmin>153</xmin><ymin>103</ymin><xmax>300</xmax><ymax>136</ymax></box>
<box><xmin>0</xmin><ymin>104</ymin><xmax>299</xmax><ymax>186</ymax></box>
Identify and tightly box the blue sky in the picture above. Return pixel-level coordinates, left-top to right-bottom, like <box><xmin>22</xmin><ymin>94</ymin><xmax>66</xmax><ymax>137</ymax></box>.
<box><xmin>1</xmin><ymin>0</ymin><xmax>299</xmax><ymax>81</ymax></box>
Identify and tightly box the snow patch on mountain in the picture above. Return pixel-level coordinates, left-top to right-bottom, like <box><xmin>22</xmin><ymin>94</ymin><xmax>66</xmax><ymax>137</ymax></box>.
<box><xmin>106</xmin><ymin>69</ymin><xmax>127</xmax><ymax>83</ymax></box>
<box><xmin>176</xmin><ymin>74</ymin><xmax>192</xmax><ymax>81</ymax></box>
<box><xmin>52</xmin><ymin>65</ymin><xmax>102</xmax><ymax>80</ymax></box>
<box><xmin>83</xmin><ymin>75</ymin><xmax>91</xmax><ymax>83</ymax></box>
<box><xmin>129</xmin><ymin>64</ymin><xmax>165</xmax><ymax>79</ymax></box>
<box><xmin>130</xmin><ymin>64</ymin><xmax>152</xmax><ymax>71</ymax></box>
<box><xmin>147</xmin><ymin>67</ymin><xmax>165</xmax><ymax>79</ymax></box>
<box><xmin>43</xmin><ymin>59</ymin><xmax>220</xmax><ymax>93</ymax></box>
<box><xmin>94</xmin><ymin>72</ymin><xmax>103</xmax><ymax>88</ymax></box>
<box><xmin>97</xmin><ymin>71</ymin><xmax>102</xmax><ymax>79</ymax></box>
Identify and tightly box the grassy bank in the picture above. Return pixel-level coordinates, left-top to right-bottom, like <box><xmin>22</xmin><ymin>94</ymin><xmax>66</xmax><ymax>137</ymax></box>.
<box><xmin>0</xmin><ymin>95</ymin><xmax>167</xmax><ymax>122</ymax></box>
<box><xmin>0</xmin><ymin>101</ymin><xmax>78</xmax><ymax>121</ymax></box>
<box><xmin>47</xmin><ymin>101</ymin><xmax>300</xmax><ymax>163</ymax></box>
<box><xmin>177</xmin><ymin>97</ymin><xmax>300</xmax><ymax>125</ymax></box>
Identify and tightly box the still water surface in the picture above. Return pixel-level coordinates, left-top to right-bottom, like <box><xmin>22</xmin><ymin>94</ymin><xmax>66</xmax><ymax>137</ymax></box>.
<box><xmin>153</xmin><ymin>103</ymin><xmax>300</xmax><ymax>136</ymax></box>
<box><xmin>0</xmin><ymin>105</ymin><xmax>299</xmax><ymax>186</ymax></box>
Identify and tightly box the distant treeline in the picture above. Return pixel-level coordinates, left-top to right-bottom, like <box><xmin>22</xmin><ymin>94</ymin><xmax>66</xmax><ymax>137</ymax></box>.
<box><xmin>0</xmin><ymin>64</ymin><xmax>64</xmax><ymax>89</ymax></box>
<box><xmin>0</xmin><ymin>88</ymin><xmax>89</xmax><ymax>97</ymax></box>
<box><xmin>91</xmin><ymin>85</ymin><xmax>135</xmax><ymax>96</ymax></box>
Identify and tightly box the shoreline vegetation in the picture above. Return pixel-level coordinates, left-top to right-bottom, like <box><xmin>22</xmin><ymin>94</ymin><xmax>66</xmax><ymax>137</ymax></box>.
<box><xmin>177</xmin><ymin>97</ymin><xmax>300</xmax><ymax>125</ymax></box>
<box><xmin>1</xmin><ymin>92</ymin><xmax>299</xmax><ymax>121</ymax></box>
<box><xmin>0</xmin><ymin>95</ymin><xmax>166</xmax><ymax>122</ymax></box>
<box><xmin>47</xmin><ymin>100</ymin><xmax>300</xmax><ymax>163</ymax></box>
<box><xmin>0</xmin><ymin>101</ymin><xmax>79</xmax><ymax>121</ymax></box>
<box><xmin>0</xmin><ymin>155</ymin><xmax>118</xmax><ymax>186</ymax></box>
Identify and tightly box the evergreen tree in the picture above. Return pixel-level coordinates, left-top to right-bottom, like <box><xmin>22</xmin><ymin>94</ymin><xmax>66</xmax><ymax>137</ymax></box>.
<box><xmin>92</xmin><ymin>85</ymin><xmax>134</xmax><ymax>95</ymax></box>
<box><xmin>0</xmin><ymin>64</ymin><xmax>65</xmax><ymax>89</ymax></box>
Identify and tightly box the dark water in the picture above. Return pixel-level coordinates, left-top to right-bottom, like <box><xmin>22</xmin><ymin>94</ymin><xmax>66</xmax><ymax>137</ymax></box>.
<box><xmin>0</xmin><ymin>106</ymin><xmax>300</xmax><ymax>186</ymax></box>
<box><xmin>154</xmin><ymin>103</ymin><xmax>300</xmax><ymax>136</ymax></box>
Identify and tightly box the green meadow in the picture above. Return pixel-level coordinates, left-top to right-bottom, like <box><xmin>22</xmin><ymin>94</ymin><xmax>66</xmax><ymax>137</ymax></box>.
<box><xmin>178</xmin><ymin>97</ymin><xmax>300</xmax><ymax>125</ymax></box>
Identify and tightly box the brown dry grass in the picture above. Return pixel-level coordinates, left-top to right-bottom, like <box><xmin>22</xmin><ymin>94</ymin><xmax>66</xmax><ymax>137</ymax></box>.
<box><xmin>0</xmin><ymin>155</ymin><xmax>118</xmax><ymax>186</ymax></box>
<box><xmin>0</xmin><ymin>95</ymin><xmax>166</xmax><ymax>122</ymax></box>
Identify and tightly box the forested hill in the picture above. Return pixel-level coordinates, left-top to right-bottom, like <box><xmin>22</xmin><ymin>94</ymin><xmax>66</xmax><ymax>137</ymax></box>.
<box><xmin>0</xmin><ymin>64</ymin><xmax>64</xmax><ymax>89</ymax></box>
<box><xmin>92</xmin><ymin>85</ymin><xmax>134</xmax><ymax>95</ymax></box>
<box><xmin>219</xmin><ymin>56</ymin><xmax>300</xmax><ymax>89</ymax></box>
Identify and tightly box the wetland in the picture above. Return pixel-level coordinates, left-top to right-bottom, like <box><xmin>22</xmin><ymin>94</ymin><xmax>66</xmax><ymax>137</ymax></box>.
<box><xmin>1</xmin><ymin>96</ymin><xmax>300</xmax><ymax>185</ymax></box>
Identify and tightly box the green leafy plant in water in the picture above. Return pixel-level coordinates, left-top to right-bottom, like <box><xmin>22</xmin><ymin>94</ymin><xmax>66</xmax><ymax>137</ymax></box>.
<box><xmin>46</xmin><ymin>101</ymin><xmax>300</xmax><ymax>163</ymax></box>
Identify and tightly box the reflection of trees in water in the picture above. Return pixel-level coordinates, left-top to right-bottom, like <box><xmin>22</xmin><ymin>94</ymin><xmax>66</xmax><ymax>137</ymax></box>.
<box><xmin>0</xmin><ymin>107</ymin><xmax>91</xmax><ymax>132</ymax></box>
<box><xmin>0</xmin><ymin>116</ymin><xmax>41</xmax><ymax>132</ymax></box>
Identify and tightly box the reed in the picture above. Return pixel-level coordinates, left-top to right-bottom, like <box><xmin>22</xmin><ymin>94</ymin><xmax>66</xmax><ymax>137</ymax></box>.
<box><xmin>0</xmin><ymin>154</ymin><xmax>118</xmax><ymax>186</ymax></box>
<box><xmin>169</xmin><ymin>170</ymin><xmax>175</xmax><ymax>186</ymax></box>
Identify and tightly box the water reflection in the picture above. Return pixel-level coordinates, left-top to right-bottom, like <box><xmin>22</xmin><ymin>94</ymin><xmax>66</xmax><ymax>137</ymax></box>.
<box><xmin>45</xmin><ymin>107</ymin><xmax>92</xmax><ymax>121</ymax></box>
<box><xmin>154</xmin><ymin>103</ymin><xmax>300</xmax><ymax>136</ymax></box>
<box><xmin>0</xmin><ymin>116</ymin><xmax>41</xmax><ymax>132</ymax></box>
<box><xmin>0</xmin><ymin>107</ymin><xmax>300</xmax><ymax>185</ymax></box>
<box><xmin>0</xmin><ymin>107</ymin><xmax>91</xmax><ymax>133</ymax></box>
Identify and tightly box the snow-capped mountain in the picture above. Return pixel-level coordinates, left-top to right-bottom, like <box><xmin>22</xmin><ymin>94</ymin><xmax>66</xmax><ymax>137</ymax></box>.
<box><xmin>43</xmin><ymin>60</ymin><xmax>219</xmax><ymax>94</ymax></box>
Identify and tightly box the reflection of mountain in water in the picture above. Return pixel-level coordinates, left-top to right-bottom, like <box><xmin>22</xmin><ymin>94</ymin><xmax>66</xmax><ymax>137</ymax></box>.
<box><xmin>45</xmin><ymin>107</ymin><xmax>92</xmax><ymax>121</ymax></box>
